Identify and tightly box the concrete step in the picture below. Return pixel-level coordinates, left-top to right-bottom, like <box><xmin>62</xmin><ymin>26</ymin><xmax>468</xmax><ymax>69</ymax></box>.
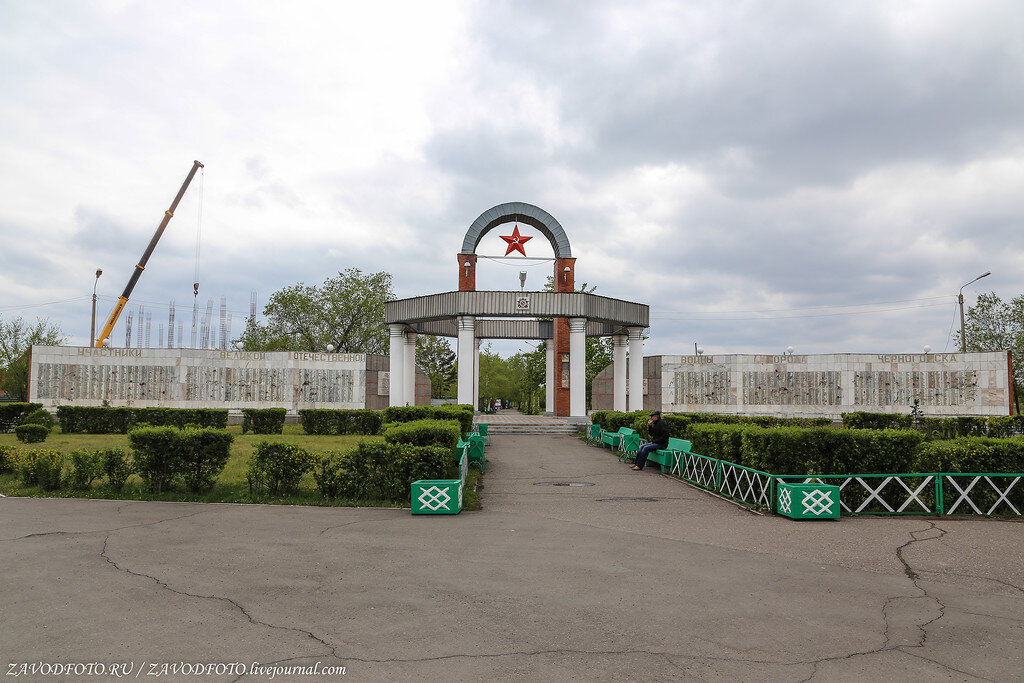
<box><xmin>487</xmin><ymin>424</ymin><xmax>581</xmax><ymax>435</ymax></box>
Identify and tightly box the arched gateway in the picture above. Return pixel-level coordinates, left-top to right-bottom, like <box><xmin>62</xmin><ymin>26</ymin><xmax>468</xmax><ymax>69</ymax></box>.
<box><xmin>385</xmin><ymin>203</ymin><xmax>650</xmax><ymax>420</ymax></box>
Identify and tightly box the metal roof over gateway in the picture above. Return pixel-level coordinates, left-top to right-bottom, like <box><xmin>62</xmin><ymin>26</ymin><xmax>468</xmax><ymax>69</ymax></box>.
<box><xmin>385</xmin><ymin>290</ymin><xmax>650</xmax><ymax>339</ymax></box>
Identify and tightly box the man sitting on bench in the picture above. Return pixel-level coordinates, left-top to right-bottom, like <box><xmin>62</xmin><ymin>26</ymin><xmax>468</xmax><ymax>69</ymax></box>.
<box><xmin>631</xmin><ymin>411</ymin><xmax>670</xmax><ymax>471</ymax></box>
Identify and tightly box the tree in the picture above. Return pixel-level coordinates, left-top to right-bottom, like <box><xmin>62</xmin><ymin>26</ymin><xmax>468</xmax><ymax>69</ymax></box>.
<box><xmin>0</xmin><ymin>316</ymin><xmax>66</xmax><ymax>400</ymax></box>
<box><xmin>955</xmin><ymin>291</ymin><xmax>1024</xmax><ymax>414</ymax></box>
<box><xmin>236</xmin><ymin>269</ymin><xmax>394</xmax><ymax>353</ymax></box>
<box><xmin>416</xmin><ymin>335</ymin><xmax>457</xmax><ymax>399</ymax></box>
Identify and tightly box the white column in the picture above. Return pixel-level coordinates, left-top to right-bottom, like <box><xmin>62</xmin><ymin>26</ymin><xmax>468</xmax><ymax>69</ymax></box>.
<box><xmin>457</xmin><ymin>316</ymin><xmax>475</xmax><ymax>407</ymax></box>
<box><xmin>388</xmin><ymin>324</ymin><xmax>405</xmax><ymax>408</ymax></box>
<box><xmin>473</xmin><ymin>338</ymin><xmax>481</xmax><ymax>412</ymax></box>
<box><xmin>628</xmin><ymin>326</ymin><xmax>645</xmax><ymax>412</ymax></box>
<box><xmin>569</xmin><ymin>317</ymin><xmax>587</xmax><ymax>418</ymax></box>
<box><xmin>545</xmin><ymin>342</ymin><xmax>555</xmax><ymax>416</ymax></box>
<box><xmin>612</xmin><ymin>334</ymin><xmax>628</xmax><ymax>412</ymax></box>
<box><xmin>404</xmin><ymin>331</ymin><xmax>417</xmax><ymax>406</ymax></box>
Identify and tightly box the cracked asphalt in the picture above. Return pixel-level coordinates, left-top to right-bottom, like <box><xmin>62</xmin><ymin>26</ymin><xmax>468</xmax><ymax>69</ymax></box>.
<box><xmin>3</xmin><ymin>434</ymin><xmax>1023</xmax><ymax>681</ymax></box>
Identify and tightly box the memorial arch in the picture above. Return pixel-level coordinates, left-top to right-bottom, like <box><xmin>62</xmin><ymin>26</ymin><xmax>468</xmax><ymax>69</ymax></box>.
<box><xmin>385</xmin><ymin>202</ymin><xmax>650</xmax><ymax>420</ymax></box>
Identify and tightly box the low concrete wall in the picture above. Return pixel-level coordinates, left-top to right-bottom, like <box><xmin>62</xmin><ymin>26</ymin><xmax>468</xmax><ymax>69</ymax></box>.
<box><xmin>28</xmin><ymin>346</ymin><xmax>430</xmax><ymax>411</ymax></box>
<box><xmin>592</xmin><ymin>351</ymin><xmax>1013</xmax><ymax>417</ymax></box>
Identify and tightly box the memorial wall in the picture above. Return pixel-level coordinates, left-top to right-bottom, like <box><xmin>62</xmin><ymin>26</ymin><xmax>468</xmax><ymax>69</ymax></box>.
<box><xmin>28</xmin><ymin>346</ymin><xmax>430</xmax><ymax>411</ymax></box>
<box><xmin>594</xmin><ymin>352</ymin><xmax>1014</xmax><ymax>417</ymax></box>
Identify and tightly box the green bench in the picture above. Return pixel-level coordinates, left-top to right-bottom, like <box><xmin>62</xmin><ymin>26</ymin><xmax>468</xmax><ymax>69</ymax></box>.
<box><xmin>655</xmin><ymin>437</ymin><xmax>693</xmax><ymax>475</ymax></box>
<box><xmin>456</xmin><ymin>435</ymin><xmax>486</xmax><ymax>473</ymax></box>
<box><xmin>602</xmin><ymin>427</ymin><xmax>641</xmax><ymax>461</ymax></box>
<box><xmin>587</xmin><ymin>423</ymin><xmax>603</xmax><ymax>444</ymax></box>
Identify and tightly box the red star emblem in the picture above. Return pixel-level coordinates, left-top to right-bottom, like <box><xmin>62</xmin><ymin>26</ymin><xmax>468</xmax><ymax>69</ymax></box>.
<box><xmin>500</xmin><ymin>225</ymin><xmax>533</xmax><ymax>256</ymax></box>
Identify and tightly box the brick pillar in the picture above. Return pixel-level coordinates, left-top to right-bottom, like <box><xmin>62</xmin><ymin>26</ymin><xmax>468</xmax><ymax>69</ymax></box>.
<box><xmin>458</xmin><ymin>253</ymin><xmax>477</xmax><ymax>291</ymax></box>
<box><xmin>553</xmin><ymin>258</ymin><xmax>576</xmax><ymax>417</ymax></box>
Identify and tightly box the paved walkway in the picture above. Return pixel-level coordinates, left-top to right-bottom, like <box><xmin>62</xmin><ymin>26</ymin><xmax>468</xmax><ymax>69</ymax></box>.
<box><xmin>2</xmin><ymin>434</ymin><xmax>1023</xmax><ymax>681</ymax></box>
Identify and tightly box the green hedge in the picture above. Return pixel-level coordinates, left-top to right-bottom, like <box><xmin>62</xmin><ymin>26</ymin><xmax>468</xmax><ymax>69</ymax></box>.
<box><xmin>687</xmin><ymin>424</ymin><xmax>750</xmax><ymax>465</ymax></box>
<box><xmin>21</xmin><ymin>409</ymin><xmax>55</xmax><ymax>430</ymax></box>
<box><xmin>382</xmin><ymin>419</ymin><xmax>461</xmax><ymax>450</ymax></box>
<box><xmin>298</xmin><ymin>409</ymin><xmax>383</xmax><ymax>435</ymax></box>
<box><xmin>842</xmin><ymin>412</ymin><xmax>1024</xmax><ymax>439</ymax></box>
<box><xmin>741</xmin><ymin>427</ymin><xmax>924</xmax><ymax>476</ymax></box>
<box><xmin>18</xmin><ymin>449</ymin><xmax>63</xmax><ymax>490</ymax></box>
<box><xmin>382</xmin><ymin>405</ymin><xmax>474</xmax><ymax>436</ymax></box>
<box><xmin>914</xmin><ymin>437</ymin><xmax>1024</xmax><ymax>473</ymax></box>
<box><xmin>15</xmin><ymin>424</ymin><xmax>49</xmax><ymax>443</ymax></box>
<box><xmin>679</xmin><ymin>413</ymin><xmax>833</xmax><ymax>429</ymax></box>
<box><xmin>247</xmin><ymin>442</ymin><xmax>315</xmax><ymax>496</ymax></box>
<box><xmin>0</xmin><ymin>403</ymin><xmax>43</xmax><ymax>432</ymax></box>
<box><xmin>55</xmin><ymin>406</ymin><xmax>228</xmax><ymax>433</ymax></box>
<box><xmin>592</xmin><ymin>410</ymin><xmax>828</xmax><ymax>438</ymax></box>
<box><xmin>128</xmin><ymin>426</ymin><xmax>234</xmax><ymax>492</ymax></box>
<box><xmin>241</xmin><ymin>408</ymin><xmax>287</xmax><ymax>435</ymax></box>
<box><xmin>315</xmin><ymin>442</ymin><xmax>449</xmax><ymax>501</ymax></box>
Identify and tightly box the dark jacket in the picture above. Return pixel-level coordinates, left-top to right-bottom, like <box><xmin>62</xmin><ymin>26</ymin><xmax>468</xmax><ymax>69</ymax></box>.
<box><xmin>649</xmin><ymin>417</ymin><xmax>670</xmax><ymax>448</ymax></box>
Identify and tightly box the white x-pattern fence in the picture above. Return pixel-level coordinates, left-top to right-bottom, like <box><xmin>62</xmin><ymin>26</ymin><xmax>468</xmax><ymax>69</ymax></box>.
<box><xmin>666</xmin><ymin>450</ymin><xmax>1022</xmax><ymax>517</ymax></box>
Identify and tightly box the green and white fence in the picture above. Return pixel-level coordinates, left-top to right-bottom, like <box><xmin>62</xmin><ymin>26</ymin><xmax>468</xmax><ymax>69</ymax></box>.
<box><xmin>639</xmin><ymin>447</ymin><xmax>1023</xmax><ymax>519</ymax></box>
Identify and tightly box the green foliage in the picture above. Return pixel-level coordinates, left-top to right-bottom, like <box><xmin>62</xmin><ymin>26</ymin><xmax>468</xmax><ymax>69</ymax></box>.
<box><xmin>247</xmin><ymin>442</ymin><xmax>315</xmax><ymax>496</ymax></box>
<box><xmin>68</xmin><ymin>448</ymin><xmax>103</xmax><ymax>490</ymax></box>
<box><xmin>688</xmin><ymin>424</ymin><xmax>750</xmax><ymax>465</ymax></box>
<box><xmin>988</xmin><ymin>415</ymin><xmax>1024</xmax><ymax>438</ymax></box>
<box><xmin>298</xmin><ymin>409</ymin><xmax>382</xmax><ymax>435</ymax></box>
<box><xmin>236</xmin><ymin>268</ymin><xmax>393</xmax><ymax>353</ymax></box>
<box><xmin>0</xmin><ymin>402</ymin><xmax>43</xmax><ymax>432</ymax></box>
<box><xmin>662</xmin><ymin>415</ymin><xmax>691</xmax><ymax>438</ymax></box>
<box><xmin>179</xmin><ymin>429</ymin><xmax>234</xmax><ymax>492</ymax></box>
<box><xmin>417</xmin><ymin>335</ymin><xmax>457</xmax><ymax>399</ymax></box>
<box><xmin>311</xmin><ymin>450</ymin><xmax>350</xmax><ymax>499</ymax></box>
<box><xmin>18</xmin><ymin>449</ymin><xmax>63</xmax><ymax>490</ymax></box>
<box><xmin>128</xmin><ymin>427</ymin><xmax>184</xmax><ymax>492</ymax></box>
<box><xmin>15</xmin><ymin>424</ymin><xmax>49</xmax><ymax>443</ymax></box>
<box><xmin>20</xmin><ymin>408</ymin><xmax>55</xmax><ymax>430</ymax></box>
<box><xmin>242</xmin><ymin>408</ymin><xmax>287</xmax><ymax>434</ymax></box>
<box><xmin>55</xmin><ymin>406</ymin><xmax>228</xmax><ymax>433</ymax></box>
<box><xmin>0</xmin><ymin>444</ymin><xmax>21</xmax><ymax>473</ymax></box>
<box><xmin>383</xmin><ymin>419</ymin><xmax>461</xmax><ymax>450</ymax></box>
<box><xmin>337</xmin><ymin>441</ymin><xmax>449</xmax><ymax>501</ymax></box>
<box><xmin>381</xmin><ymin>405</ymin><xmax>473</xmax><ymax>435</ymax></box>
<box><xmin>0</xmin><ymin>315</ymin><xmax>66</xmax><ymax>400</ymax></box>
<box><xmin>100</xmin><ymin>448</ymin><xmax>133</xmax><ymax>492</ymax></box>
<box><xmin>126</xmin><ymin>427</ymin><xmax>233</xmax><ymax>493</ymax></box>
<box><xmin>841</xmin><ymin>412</ymin><xmax>913</xmax><ymax>430</ymax></box>
<box><xmin>740</xmin><ymin>427</ymin><xmax>923</xmax><ymax>476</ymax></box>
<box><xmin>679</xmin><ymin>413</ymin><xmax>833</xmax><ymax>429</ymax></box>
<box><xmin>56</xmin><ymin>406</ymin><xmax>135</xmax><ymax>434</ymax></box>
<box><xmin>914</xmin><ymin>437</ymin><xmax>1024</xmax><ymax>473</ymax></box>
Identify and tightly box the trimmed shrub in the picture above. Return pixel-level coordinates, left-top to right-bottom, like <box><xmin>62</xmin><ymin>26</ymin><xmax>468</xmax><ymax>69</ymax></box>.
<box><xmin>914</xmin><ymin>437</ymin><xmax>1024</xmax><ymax>474</ymax></box>
<box><xmin>19</xmin><ymin>449</ymin><xmax>64</xmax><ymax>490</ymax></box>
<box><xmin>0</xmin><ymin>403</ymin><xmax>42</xmax><ymax>432</ymax></box>
<box><xmin>382</xmin><ymin>419</ymin><xmax>461</xmax><ymax>450</ymax></box>
<box><xmin>741</xmin><ymin>427</ymin><xmax>923</xmax><ymax>476</ymax></box>
<box><xmin>298</xmin><ymin>409</ymin><xmax>383</xmax><ymax>435</ymax></box>
<box><xmin>100</xmin><ymin>448</ymin><xmax>133</xmax><ymax>492</ymax></box>
<box><xmin>68</xmin><ymin>449</ymin><xmax>104</xmax><ymax>489</ymax></box>
<box><xmin>179</xmin><ymin>428</ymin><xmax>234</xmax><ymax>492</ymax></box>
<box><xmin>339</xmin><ymin>441</ymin><xmax>449</xmax><ymax>501</ymax></box>
<box><xmin>20</xmin><ymin>408</ymin><xmax>55</xmax><ymax>430</ymax></box>
<box><xmin>841</xmin><ymin>412</ymin><xmax>912</xmax><ymax>430</ymax></box>
<box><xmin>128</xmin><ymin>427</ymin><xmax>184</xmax><ymax>492</ymax></box>
<box><xmin>382</xmin><ymin>405</ymin><xmax>474</xmax><ymax>435</ymax></box>
<box><xmin>688</xmin><ymin>424</ymin><xmax>750</xmax><ymax>465</ymax></box>
<box><xmin>312</xmin><ymin>450</ymin><xmax>350</xmax><ymax>499</ymax></box>
<box><xmin>590</xmin><ymin>411</ymin><xmax>613</xmax><ymax>430</ymax></box>
<box><xmin>54</xmin><ymin>406</ymin><xmax>228</xmax><ymax>433</ymax></box>
<box><xmin>0</xmin><ymin>444</ymin><xmax>20</xmax><ymax>473</ymax></box>
<box><xmin>247</xmin><ymin>442</ymin><xmax>315</xmax><ymax>496</ymax></box>
<box><xmin>15</xmin><ymin>424</ymin><xmax>49</xmax><ymax>443</ymax></box>
<box><xmin>242</xmin><ymin>408</ymin><xmax>287</xmax><ymax>435</ymax></box>
<box><xmin>988</xmin><ymin>415</ymin><xmax>1024</xmax><ymax>439</ymax></box>
<box><xmin>662</xmin><ymin>415</ymin><xmax>691</xmax><ymax>438</ymax></box>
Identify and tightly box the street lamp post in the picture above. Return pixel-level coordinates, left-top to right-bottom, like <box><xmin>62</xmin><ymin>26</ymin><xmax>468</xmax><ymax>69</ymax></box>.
<box><xmin>90</xmin><ymin>269</ymin><xmax>102</xmax><ymax>347</ymax></box>
<box><xmin>958</xmin><ymin>272</ymin><xmax>991</xmax><ymax>353</ymax></box>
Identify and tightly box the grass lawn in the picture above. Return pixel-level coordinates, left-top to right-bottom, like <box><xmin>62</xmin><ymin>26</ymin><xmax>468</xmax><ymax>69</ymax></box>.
<box><xmin>0</xmin><ymin>425</ymin><xmax>480</xmax><ymax>509</ymax></box>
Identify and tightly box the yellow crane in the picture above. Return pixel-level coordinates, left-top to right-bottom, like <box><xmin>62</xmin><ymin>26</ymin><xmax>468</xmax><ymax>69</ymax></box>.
<box><xmin>94</xmin><ymin>160</ymin><xmax>204</xmax><ymax>348</ymax></box>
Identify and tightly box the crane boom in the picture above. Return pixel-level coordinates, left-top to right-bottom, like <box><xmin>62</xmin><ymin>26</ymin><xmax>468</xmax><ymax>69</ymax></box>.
<box><xmin>95</xmin><ymin>160</ymin><xmax>204</xmax><ymax>348</ymax></box>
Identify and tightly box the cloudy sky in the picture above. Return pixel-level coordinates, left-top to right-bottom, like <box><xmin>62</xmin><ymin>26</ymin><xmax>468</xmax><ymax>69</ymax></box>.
<box><xmin>2</xmin><ymin>0</ymin><xmax>1023</xmax><ymax>357</ymax></box>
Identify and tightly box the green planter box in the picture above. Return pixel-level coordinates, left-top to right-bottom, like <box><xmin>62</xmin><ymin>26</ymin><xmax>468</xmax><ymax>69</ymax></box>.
<box><xmin>411</xmin><ymin>479</ymin><xmax>463</xmax><ymax>515</ymax></box>
<box><xmin>777</xmin><ymin>482</ymin><xmax>840</xmax><ymax>520</ymax></box>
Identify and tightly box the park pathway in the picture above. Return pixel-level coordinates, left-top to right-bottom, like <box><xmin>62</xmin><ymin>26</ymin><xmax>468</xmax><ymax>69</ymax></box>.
<box><xmin>1</xmin><ymin>427</ymin><xmax>1022</xmax><ymax>680</ymax></box>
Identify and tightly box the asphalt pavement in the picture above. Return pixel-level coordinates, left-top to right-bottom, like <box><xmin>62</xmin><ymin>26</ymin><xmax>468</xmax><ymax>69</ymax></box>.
<box><xmin>2</xmin><ymin>433</ymin><xmax>1023</xmax><ymax>681</ymax></box>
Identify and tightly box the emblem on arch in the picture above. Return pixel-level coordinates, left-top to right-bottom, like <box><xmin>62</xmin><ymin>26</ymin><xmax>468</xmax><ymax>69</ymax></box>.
<box><xmin>500</xmin><ymin>225</ymin><xmax>533</xmax><ymax>256</ymax></box>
